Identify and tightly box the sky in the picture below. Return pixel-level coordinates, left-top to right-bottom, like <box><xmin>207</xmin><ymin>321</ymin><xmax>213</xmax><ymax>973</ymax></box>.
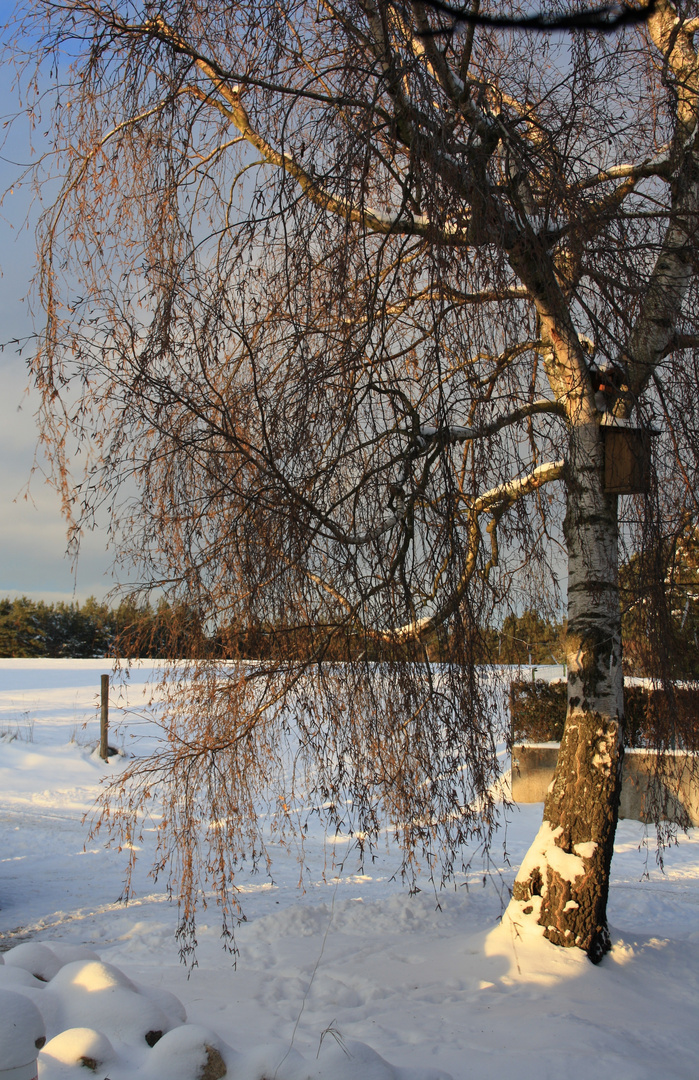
<box><xmin>0</xmin><ymin>23</ymin><xmax>115</xmax><ymax>604</ymax></box>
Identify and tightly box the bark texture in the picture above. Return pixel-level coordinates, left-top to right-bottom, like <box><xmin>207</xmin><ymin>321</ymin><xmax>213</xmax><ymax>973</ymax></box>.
<box><xmin>513</xmin><ymin>421</ymin><xmax>624</xmax><ymax>963</ymax></box>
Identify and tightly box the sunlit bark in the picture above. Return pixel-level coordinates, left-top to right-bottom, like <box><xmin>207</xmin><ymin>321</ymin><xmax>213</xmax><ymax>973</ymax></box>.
<box><xmin>513</xmin><ymin>422</ymin><xmax>624</xmax><ymax>960</ymax></box>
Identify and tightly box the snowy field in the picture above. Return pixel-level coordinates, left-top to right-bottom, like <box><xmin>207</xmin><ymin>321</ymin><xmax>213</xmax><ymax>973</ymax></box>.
<box><xmin>0</xmin><ymin>659</ymin><xmax>698</xmax><ymax>1080</ymax></box>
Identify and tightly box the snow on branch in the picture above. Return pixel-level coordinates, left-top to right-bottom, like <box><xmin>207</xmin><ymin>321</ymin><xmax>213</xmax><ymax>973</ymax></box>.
<box><xmin>324</xmin><ymin>503</ymin><xmax>409</xmax><ymax>548</ymax></box>
<box><xmin>471</xmin><ymin>458</ymin><xmax>565</xmax><ymax>515</ymax></box>
<box><xmin>413</xmin><ymin>398</ymin><xmax>565</xmax><ymax>447</ymax></box>
<box><xmin>307</xmin><ymin>455</ymin><xmax>564</xmax><ymax>645</ymax></box>
<box><xmin>574</xmin><ymin>150</ymin><xmax>673</xmax><ymax>192</ymax></box>
<box><xmin>389</xmin><ymin>458</ymin><xmax>565</xmax><ymax>642</ymax></box>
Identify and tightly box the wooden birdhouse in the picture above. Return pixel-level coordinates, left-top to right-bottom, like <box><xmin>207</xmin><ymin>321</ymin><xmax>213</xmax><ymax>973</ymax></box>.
<box><xmin>602</xmin><ymin>420</ymin><xmax>651</xmax><ymax>495</ymax></box>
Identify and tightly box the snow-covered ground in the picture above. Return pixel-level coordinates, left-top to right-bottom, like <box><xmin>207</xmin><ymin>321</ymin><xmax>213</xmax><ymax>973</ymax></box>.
<box><xmin>0</xmin><ymin>659</ymin><xmax>697</xmax><ymax>1079</ymax></box>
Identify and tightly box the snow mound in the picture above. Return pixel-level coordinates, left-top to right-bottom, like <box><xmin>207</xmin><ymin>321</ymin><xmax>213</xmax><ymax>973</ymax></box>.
<box><xmin>49</xmin><ymin>959</ymin><xmax>139</xmax><ymax>994</ymax></box>
<box><xmin>0</xmin><ymin>940</ymin><xmax>442</xmax><ymax>1080</ymax></box>
<box><xmin>3</xmin><ymin>941</ymin><xmax>62</xmax><ymax>981</ymax></box>
<box><xmin>140</xmin><ymin>1024</ymin><xmax>229</xmax><ymax>1080</ymax></box>
<box><xmin>135</xmin><ymin>981</ymin><xmax>188</xmax><ymax>1025</ymax></box>
<box><xmin>0</xmin><ymin>988</ymin><xmax>46</xmax><ymax>1069</ymax></box>
<box><xmin>0</xmin><ymin>964</ymin><xmax>45</xmax><ymax>990</ymax></box>
<box><xmin>40</xmin><ymin>1027</ymin><xmax>115</xmax><ymax>1069</ymax></box>
<box><xmin>0</xmin><ymin>945</ymin><xmax>193</xmax><ymax>1076</ymax></box>
<box><xmin>48</xmin><ymin>944</ymin><xmax>101</xmax><ymax>966</ymax></box>
<box><xmin>47</xmin><ymin>959</ymin><xmax>178</xmax><ymax>1047</ymax></box>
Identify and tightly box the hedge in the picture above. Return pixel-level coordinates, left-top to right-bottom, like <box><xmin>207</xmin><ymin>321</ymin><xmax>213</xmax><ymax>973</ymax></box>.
<box><xmin>510</xmin><ymin>679</ymin><xmax>699</xmax><ymax>750</ymax></box>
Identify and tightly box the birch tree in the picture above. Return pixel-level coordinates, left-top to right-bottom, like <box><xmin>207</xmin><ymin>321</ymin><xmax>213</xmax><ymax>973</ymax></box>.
<box><xmin>6</xmin><ymin>0</ymin><xmax>699</xmax><ymax>963</ymax></box>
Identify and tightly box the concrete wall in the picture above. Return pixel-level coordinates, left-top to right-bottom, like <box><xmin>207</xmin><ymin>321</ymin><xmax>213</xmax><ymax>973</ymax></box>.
<box><xmin>512</xmin><ymin>744</ymin><xmax>699</xmax><ymax>826</ymax></box>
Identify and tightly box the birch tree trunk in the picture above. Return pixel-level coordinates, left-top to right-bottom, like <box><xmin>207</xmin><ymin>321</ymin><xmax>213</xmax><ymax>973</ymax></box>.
<box><xmin>513</xmin><ymin>420</ymin><xmax>624</xmax><ymax>963</ymax></box>
<box><xmin>510</xmin><ymin>1</ymin><xmax>699</xmax><ymax>961</ymax></box>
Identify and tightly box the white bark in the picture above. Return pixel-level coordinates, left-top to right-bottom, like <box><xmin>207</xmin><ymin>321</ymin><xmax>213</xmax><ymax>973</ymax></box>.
<box><xmin>509</xmin><ymin>422</ymin><xmax>623</xmax><ymax>962</ymax></box>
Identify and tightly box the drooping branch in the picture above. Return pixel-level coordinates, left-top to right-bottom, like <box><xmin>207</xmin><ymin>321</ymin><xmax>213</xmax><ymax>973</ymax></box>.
<box><xmin>389</xmin><ymin>458</ymin><xmax>565</xmax><ymax>641</ymax></box>
<box><xmin>183</xmin><ymin>56</ymin><xmax>472</xmax><ymax>243</ymax></box>
<box><xmin>292</xmin><ymin>399</ymin><xmax>564</xmax><ymax>551</ymax></box>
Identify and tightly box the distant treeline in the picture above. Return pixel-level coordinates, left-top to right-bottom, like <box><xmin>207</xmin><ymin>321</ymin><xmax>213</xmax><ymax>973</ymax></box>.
<box><xmin>0</xmin><ymin>596</ymin><xmax>566</xmax><ymax>663</ymax></box>
<box><xmin>0</xmin><ymin>596</ymin><xmax>208</xmax><ymax>659</ymax></box>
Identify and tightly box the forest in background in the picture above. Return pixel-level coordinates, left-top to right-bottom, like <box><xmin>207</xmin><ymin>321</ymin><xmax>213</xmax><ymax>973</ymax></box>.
<box><xmin>1</xmin><ymin>589</ymin><xmax>697</xmax><ymax>675</ymax></box>
<box><xmin>0</xmin><ymin>594</ymin><xmax>564</xmax><ymax>663</ymax></box>
<box><xmin>0</xmin><ymin>596</ymin><xmax>206</xmax><ymax>659</ymax></box>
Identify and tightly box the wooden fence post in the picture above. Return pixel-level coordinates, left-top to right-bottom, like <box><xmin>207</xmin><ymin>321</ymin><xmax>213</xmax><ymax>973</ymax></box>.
<box><xmin>100</xmin><ymin>674</ymin><xmax>109</xmax><ymax>761</ymax></box>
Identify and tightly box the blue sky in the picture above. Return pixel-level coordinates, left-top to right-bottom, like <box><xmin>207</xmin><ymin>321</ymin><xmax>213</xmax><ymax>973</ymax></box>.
<box><xmin>0</xmin><ymin>34</ymin><xmax>115</xmax><ymax>603</ymax></box>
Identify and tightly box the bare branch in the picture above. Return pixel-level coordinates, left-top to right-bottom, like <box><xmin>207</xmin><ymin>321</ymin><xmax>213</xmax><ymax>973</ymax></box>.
<box><xmin>390</xmin><ymin>459</ymin><xmax>565</xmax><ymax>641</ymax></box>
<box><xmin>414</xmin><ymin>398</ymin><xmax>565</xmax><ymax>445</ymax></box>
